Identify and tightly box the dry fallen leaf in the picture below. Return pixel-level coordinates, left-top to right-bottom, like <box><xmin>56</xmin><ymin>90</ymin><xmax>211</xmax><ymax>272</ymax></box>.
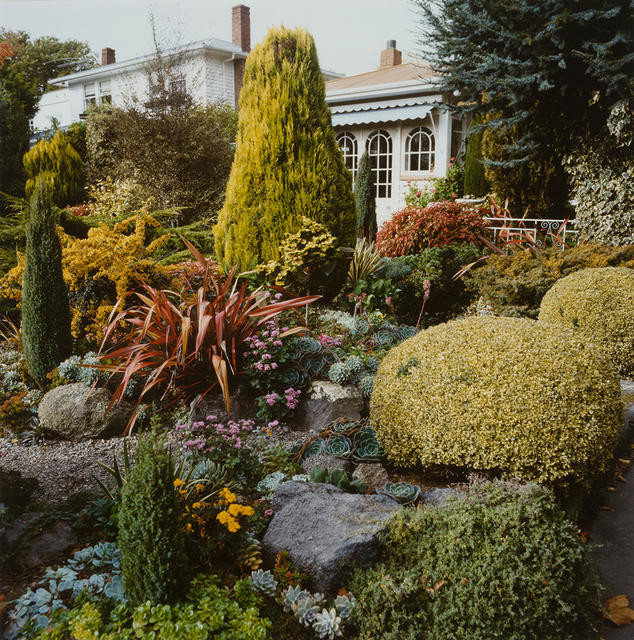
<box><xmin>617</xmin><ymin>458</ymin><xmax>631</xmax><ymax>464</ymax></box>
<box><xmin>579</xmin><ymin>530</ymin><xmax>589</xmax><ymax>543</ymax></box>
<box><xmin>599</xmin><ymin>505</ymin><xmax>614</xmax><ymax>511</ymax></box>
<box><xmin>603</xmin><ymin>595</ymin><xmax>634</xmax><ymax>626</ymax></box>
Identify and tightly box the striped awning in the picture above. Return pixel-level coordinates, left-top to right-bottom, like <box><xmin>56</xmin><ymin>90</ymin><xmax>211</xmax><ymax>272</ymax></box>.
<box><xmin>331</xmin><ymin>103</ymin><xmax>435</xmax><ymax>127</ymax></box>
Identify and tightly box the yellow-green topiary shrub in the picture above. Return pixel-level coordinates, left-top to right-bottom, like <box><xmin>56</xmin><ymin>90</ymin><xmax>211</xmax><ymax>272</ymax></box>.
<box><xmin>538</xmin><ymin>267</ymin><xmax>634</xmax><ymax>377</ymax></box>
<box><xmin>370</xmin><ymin>316</ymin><xmax>622</xmax><ymax>487</ymax></box>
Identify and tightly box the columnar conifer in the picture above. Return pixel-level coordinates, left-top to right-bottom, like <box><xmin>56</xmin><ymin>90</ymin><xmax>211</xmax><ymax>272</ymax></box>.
<box><xmin>354</xmin><ymin>151</ymin><xmax>376</xmax><ymax>240</ymax></box>
<box><xmin>22</xmin><ymin>178</ymin><xmax>72</xmax><ymax>387</ymax></box>
<box><xmin>214</xmin><ymin>27</ymin><xmax>356</xmax><ymax>269</ymax></box>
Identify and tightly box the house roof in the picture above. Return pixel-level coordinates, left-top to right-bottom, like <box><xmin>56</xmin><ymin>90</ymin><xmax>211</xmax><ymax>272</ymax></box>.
<box><xmin>325</xmin><ymin>62</ymin><xmax>435</xmax><ymax>93</ymax></box>
<box><xmin>50</xmin><ymin>37</ymin><xmax>247</xmax><ymax>86</ymax></box>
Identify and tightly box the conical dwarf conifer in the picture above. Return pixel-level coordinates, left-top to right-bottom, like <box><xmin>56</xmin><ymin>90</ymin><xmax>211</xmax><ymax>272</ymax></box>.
<box><xmin>22</xmin><ymin>178</ymin><xmax>72</xmax><ymax>387</ymax></box>
<box><xmin>214</xmin><ymin>27</ymin><xmax>356</xmax><ymax>269</ymax></box>
<box><xmin>354</xmin><ymin>151</ymin><xmax>376</xmax><ymax>240</ymax></box>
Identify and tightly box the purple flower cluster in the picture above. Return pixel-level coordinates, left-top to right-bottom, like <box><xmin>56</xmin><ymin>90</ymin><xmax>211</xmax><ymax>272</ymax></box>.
<box><xmin>263</xmin><ymin>388</ymin><xmax>301</xmax><ymax>410</ymax></box>
<box><xmin>178</xmin><ymin>415</ymin><xmax>256</xmax><ymax>452</ymax></box>
<box><xmin>318</xmin><ymin>333</ymin><xmax>342</xmax><ymax>348</ymax></box>
<box><xmin>244</xmin><ymin>318</ymin><xmax>286</xmax><ymax>373</ymax></box>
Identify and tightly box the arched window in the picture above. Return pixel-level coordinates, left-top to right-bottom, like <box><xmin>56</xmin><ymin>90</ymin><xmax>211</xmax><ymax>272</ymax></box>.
<box><xmin>404</xmin><ymin>126</ymin><xmax>435</xmax><ymax>172</ymax></box>
<box><xmin>366</xmin><ymin>129</ymin><xmax>392</xmax><ymax>198</ymax></box>
<box><xmin>336</xmin><ymin>131</ymin><xmax>358</xmax><ymax>181</ymax></box>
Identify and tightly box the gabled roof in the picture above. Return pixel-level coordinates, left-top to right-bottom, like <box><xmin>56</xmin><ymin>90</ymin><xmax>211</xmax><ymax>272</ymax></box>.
<box><xmin>50</xmin><ymin>37</ymin><xmax>247</xmax><ymax>86</ymax></box>
<box><xmin>326</xmin><ymin>62</ymin><xmax>435</xmax><ymax>93</ymax></box>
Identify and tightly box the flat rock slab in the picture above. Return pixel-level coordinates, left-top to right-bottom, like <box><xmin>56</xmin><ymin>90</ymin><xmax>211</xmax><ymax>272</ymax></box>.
<box><xmin>296</xmin><ymin>382</ymin><xmax>363</xmax><ymax>432</ymax></box>
<box><xmin>262</xmin><ymin>481</ymin><xmax>399</xmax><ymax>593</ymax></box>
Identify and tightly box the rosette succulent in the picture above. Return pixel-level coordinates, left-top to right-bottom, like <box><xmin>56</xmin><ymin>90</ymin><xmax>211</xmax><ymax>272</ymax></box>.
<box><xmin>353</xmin><ymin>427</ymin><xmax>384</xmax><ymax>461</ymax></box>
<box><xmin>328</xmin><ymin>362</ymin><xmax>351</xmax><ymax>385</ymax></box>
<box><xmin>344</xmin><ymin>355</ymin><xmax>364</xmax><ymax>374</ymax></box>
<box><xmin>378</xmin><ymin>482</ymin><xmax>421</xmax><ymax>505</ymax></box>
<box><xmin>358</xmin><ymin>375</ymin><xmax>375</xmax><ymax>399</ymax></box>
<box><xmin>303</xmin><ymin>438</ymin><xmax>325</xmax><ymax>459</ymax></box>
<box><xmin>296</xmin><ymin>336</ymin><xmax>323</xmax><ymax>355</ymax></box>
<box><xmin>249</xmin><ymin>569</ymin><xmax>278</xmax><ymax>598</ymax></box>
<box><xmin>324</xmin><ymin>434</ymin><xmax>353</xmax><ymax>458</ymax></box>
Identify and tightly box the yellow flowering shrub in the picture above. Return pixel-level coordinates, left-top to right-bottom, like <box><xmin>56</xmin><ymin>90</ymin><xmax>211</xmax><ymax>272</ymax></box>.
<box><xmin>0</xmin><ymin>213</ymin><xmax>173</xmax><ymax>344</ymax></box>
<box><xmin>370</xmin><ymin>316</ymin><xmax>623</xmax><ymax>487</ymax></box>
<box><xmin>538</xmin><ymin>267</ymin><xmax>634</xmax><ymax>377</ymax></box>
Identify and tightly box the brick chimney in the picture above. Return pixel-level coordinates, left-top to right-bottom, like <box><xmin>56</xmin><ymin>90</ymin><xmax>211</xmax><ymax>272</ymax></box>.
<box><xmin>380</xmin><ymin>40</ymin><xmax>402</xmax><ymax>67</ymax></box>
<box><xmin>232</xmin><ymin>5</ymin><xmax>250</xmax><ymax>52</ymax></box>
<box><xmin>101</xmin><ymin>47</ymin><xmax>116</xmax><ymax>65</ymax></box>
<box><xmin>232</xmin><ymin>5</ymin><xmax>250</xmax><ymax>108</ymax></box>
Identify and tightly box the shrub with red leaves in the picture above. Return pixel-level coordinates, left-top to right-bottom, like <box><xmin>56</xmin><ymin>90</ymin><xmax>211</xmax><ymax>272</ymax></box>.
<box><xmin>375</xmin><ymin>202</ymin><xmax>488</xmax><ymax>257</ymax></box>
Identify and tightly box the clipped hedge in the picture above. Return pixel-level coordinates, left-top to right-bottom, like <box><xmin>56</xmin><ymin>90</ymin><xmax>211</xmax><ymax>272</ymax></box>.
<box><xmin>349</xmin><ymin>482</ymin><xmax>601</xmax><ymax>640</ymax></box>
<box><xmin>539</xmin><ymin>267</ymin><xmax>634</xmax><ymax>377</ymax></box>
<box><xmin>370</xmin><ymin>316</ymin><xmax>622</xmax><ymax>486</ymax></box>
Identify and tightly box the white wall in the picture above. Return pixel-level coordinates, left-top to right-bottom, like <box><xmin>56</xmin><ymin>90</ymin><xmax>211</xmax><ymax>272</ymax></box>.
<box><xmin>31</xmin><ymin>88</ymin><xmax>72</xmax><ymax>131</ymax></box>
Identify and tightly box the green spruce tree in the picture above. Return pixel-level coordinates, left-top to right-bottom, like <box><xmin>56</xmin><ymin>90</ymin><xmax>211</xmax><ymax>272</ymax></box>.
<box><xmin>22</xmin><ymin>178</ymin><xmax>72</xmax><ymax>387</ymax></box>
<box><xmin>118</xmin><ymin>432</ymin><xmax>189</xmax><ymax>606</ymax></box>
<box><xmin>354</xmin><ymin>151</ymin><xmax>376</xmax><ymax>240</ymax></box>
<box><xmin>214</xmin><ymin>26</ymin><xmax>356</xmax><ymax>269</ymax></box>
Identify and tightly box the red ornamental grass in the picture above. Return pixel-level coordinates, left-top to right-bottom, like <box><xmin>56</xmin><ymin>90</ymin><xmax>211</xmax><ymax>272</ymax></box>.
<box><xmin>97</xmin><ymin>238</ymin><xmax>319</xmax><ymax>434</ymax></box>
<box><xmin>375</xmin><ymin>202</ymin><xmax>488</xmax><ymax>257</ymax></box>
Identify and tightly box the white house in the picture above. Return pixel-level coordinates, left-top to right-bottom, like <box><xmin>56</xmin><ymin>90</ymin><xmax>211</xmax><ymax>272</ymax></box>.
<box><xmin>33</xmin><ymin>5</ymin><xmax>341</xmax><ymax>133</ymax></box>
<box><xmin>327</xmin><ymin>41</ymin><xmax>466</xmax><ymax>225</ymax></box>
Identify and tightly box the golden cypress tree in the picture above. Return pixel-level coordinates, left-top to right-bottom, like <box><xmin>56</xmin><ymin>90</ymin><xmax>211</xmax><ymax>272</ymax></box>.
<box><xmin>213</xmin><ymin>27</ymin><xmax>355</xmax><ymax>269</ymax></box>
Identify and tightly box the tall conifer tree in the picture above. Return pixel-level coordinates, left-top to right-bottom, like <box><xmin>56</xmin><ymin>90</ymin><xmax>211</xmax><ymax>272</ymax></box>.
<box><xmin>214</xmin><ymin>27</ymin><xmax>356</xmax><ymax>269</ymax></box>
<box><xmin>22</xmin><ymin>178</ymin><xmax>72</xmax><ymax>387</ymax></box>
<box><xmin>354</xmin><ymin>151</ymin><xmax>376</xmax><ymax>240</ymax></box>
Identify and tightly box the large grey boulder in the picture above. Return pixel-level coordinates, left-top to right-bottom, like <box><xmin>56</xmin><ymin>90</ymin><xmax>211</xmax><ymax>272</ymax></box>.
<box><xmin>296</xmin><ymin>381</ymin><xmax>363</xmax><ymax>432</ymax></box>
<box><xmin>262</xmin><ymin>481</ymin><xmax>399</xmax><ymax>593</ymax></box>
<box><xmin>39</xmin><ymin>383</ymin><xmax>131</xmax><ymax>439</ymax></box>
<box><xmin>352</xmin><ymin>462</ymin><xmax>390</xmax><ymax>492</ymax></box>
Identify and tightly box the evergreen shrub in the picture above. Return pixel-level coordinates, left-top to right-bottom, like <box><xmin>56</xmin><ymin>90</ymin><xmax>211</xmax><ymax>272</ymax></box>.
<box><xmin>370</xmin><ymin>316</ymin><xmax>622</xmax><ymax>487</ymax></box>
<box><xmin>118</xmin><ymin>432</ymin><xmax>189</xmax><ymax>606</ymax></box>
<box><xmin>23</xmin><ymin>130</ymin><xmax>84</xmax><ymax>207</ymax></box>
<box><xmin>21</xmin><ymin>179</ymin><xmax>72</xmax><ymax>387</ymax></box>
<box><xmin>375</xmin><ymin>202</ymin><xmax>486</xmax><ymax>257</ymax></box>
<box><xmin>214</xmin><ymin>26</ymin><xmax>355</xmax><ymax>269</ymax></box>
<box><xmin>465</xmin><ymin>244</ymin><xmax>634</xmax><ymax>318</ymax></box>
<box><xmin>354</xmin><ymin>151</ymin><xmax>376</xmax><ymax>240</ymax></box>
<box><xmin>538</xmin><ymin>267</ymin><xmax>634</xmax><ymax>377</ymax></box>
<box><xmin>349</xmin><ymin>481</ymin><xmax>601</xmax><ymax>640</ymax></box>
<box><xmin>463</xmin><ymin>114</ymin><xmax>488</xmax><ymax>197</ymax></box>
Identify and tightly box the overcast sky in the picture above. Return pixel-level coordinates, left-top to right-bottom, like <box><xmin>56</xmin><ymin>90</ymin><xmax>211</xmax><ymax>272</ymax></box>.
<box><xmin>0</xmin><ymin>0</ymin><xmax>424</xmax><ymax>76</ymax></box>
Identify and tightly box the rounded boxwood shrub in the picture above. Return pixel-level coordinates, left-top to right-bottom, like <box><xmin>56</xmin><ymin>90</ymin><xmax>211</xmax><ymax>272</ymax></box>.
<box><xmin>538</xmin><ymin>267</ymin><xmax>634</xmax><ymax>377</ymax></box>
<box><xmin>370</xmin><ymin>316</ymin><xmax>622</xmax><ymax>486</ymax></box>
<box><xmin>349</xmin><ymin>482</ymin><xmax>601</xmax><ymax>640</ymax></box>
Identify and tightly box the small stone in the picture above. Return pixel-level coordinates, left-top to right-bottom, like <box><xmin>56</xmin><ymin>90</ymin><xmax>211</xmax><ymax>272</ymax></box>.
<box><xmin>301</xmin><ymin>454</ymin><xmax>354</xmax><ymax>475</ymax></box>
<box><xmin>352</xmin><ymin>463</ymin><xmax>390</xmax><ymax>492</ymax></box>
<box><xmin>421</xmin><ymin>487</ymin><xmax>457</xmax><ymax>506</ymax></box>
<box><xmin>296</xmin><ymin>382</ymin><xmax>363</xmax><ymax>432</ymax></box>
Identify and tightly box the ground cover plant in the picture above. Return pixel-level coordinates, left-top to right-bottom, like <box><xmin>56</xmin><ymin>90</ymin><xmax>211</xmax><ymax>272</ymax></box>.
<box><xmin>349</xmin><ymin>481</ymin><xmax>602</xmax><ymax>640</ymax></box>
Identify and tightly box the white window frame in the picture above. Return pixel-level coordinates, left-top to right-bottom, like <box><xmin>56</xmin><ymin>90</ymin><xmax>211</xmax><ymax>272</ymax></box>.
<box><xmin>336</xmin><ymin>131</ymin><xmax>359</xmax><ymax>183</ymax></box>
<box><xmin>366</xmin><ymin>129</ymin><xmax>393</xmax><ymax>199</ymax></box>
<box><xmin>99</xmin><ymin>80</ymin><xmax>112</xmax><ymax>104</ymax></box>
<box><xmin>84</xmin><ymin>82</ymin><xmax>96</xmax><ymax>109</ymax></box>
<box><xmin>404</xmin><ymin>126</ymin><xmax>435</xmax><ymax>173</ymax></box>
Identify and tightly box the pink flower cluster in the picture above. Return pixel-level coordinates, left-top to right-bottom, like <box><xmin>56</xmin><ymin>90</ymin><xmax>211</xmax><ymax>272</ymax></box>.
<box><xmin>263</xmin><ymin>388</ymin><xmax>301</xmax><ymax>410</ymax></box>
<box><xmin>179</xmin><ymin>415</ymin><xmax>256</xmax><ymax>452</ymax></box>
<box><xmin>244</xmin><ymin>319</ymin><xmax>286</xmax><ymax>373</ymax></box>
<box><xmin>318</xmin><ymin>333</ymin><xmax>342</xmax><ymax>348</ymax></box>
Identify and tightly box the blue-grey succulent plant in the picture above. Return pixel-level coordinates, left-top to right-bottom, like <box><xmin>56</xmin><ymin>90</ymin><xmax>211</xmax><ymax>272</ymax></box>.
<box><xmin>324</xmin><ymin>434</ymin><xmax>353</xmax><ymax>458</ymax></box>
<box><xmin>249</xmin><ymin>569</ymin><xmax>278</xmax><ymax>598</ymax></box>
<box><xmin>378</xmin><ymin>482</ymin><xmax>421</xmax><ymax>505</ymax></box>
<box><xmin>312</xmin><ymin>607</ymin><xmax>343</xmax><ymax>639</ymax></box>
<box><xmin>296</xmin><ymin>336</ymin><xmax>323</xmax><ymax>355</ymax></box>
<box><xmin>358</xmin><ymin>374</ymin><xmax>375</xmax><ymax>399</ymax></box>
<box><xmin>344</xmin><ymin>355</ymin><xmax>364</xmax><ymax>374</ymax></box>
<box><xmin>303</xmin><ymin>438</ymin><xmax>325</xmax><ymax>459</ymax></box>
<box><xmin>328</xmin><ymin>362</ymin><xmax>351</xmax><ymax>385</ymax></box>
<box><xmin>353</xmin><ymin>427</ymin><xmax>384</xmax><ymax>461</ymax></box>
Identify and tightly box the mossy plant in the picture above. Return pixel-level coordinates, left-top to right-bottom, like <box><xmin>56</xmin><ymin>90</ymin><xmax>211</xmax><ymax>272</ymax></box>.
<box><xmin>214</xmin><ymin>26</ymin><xmax>356</xmax><ymax>270</ymax></box>
<box><xmin>118</xmin><ymin>432</ymin><xmax>189</xmax><ymax>606</ymax></box>
<box><xmin>538</xmin><ymin>266</ymin><xmax>634</xmax><ymax>377</ymax></box>
<box><xmin>370</xmin><ymin>316</ymin><xmax>623</xmax><ymax>487</ymax></box>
